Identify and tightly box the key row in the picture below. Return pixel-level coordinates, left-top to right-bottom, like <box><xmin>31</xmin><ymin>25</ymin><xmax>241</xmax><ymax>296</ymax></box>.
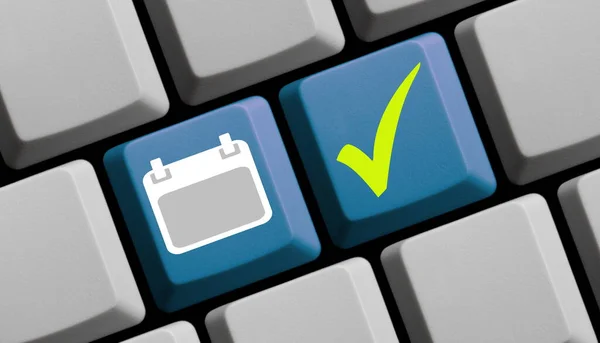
<box><xmin>2</xmin><ymin>163</ymin><xmax>600</xmax><ymax>342</ymax></box>
<box><xmin>3</xmin><ymin>0</ymin><xmax>600</xmax><ymax>189</ymax></box>
<box><xmin>105</xmin><ymin>88</ymin><xmax>492</xmax><ymax>312</ymax></box>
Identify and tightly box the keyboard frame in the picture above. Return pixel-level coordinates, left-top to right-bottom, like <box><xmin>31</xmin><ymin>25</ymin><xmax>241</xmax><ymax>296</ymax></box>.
<box><xmin>2</xmin><ymin>0</ymin><xmax>597</xmax><ymax>341</ymax></box>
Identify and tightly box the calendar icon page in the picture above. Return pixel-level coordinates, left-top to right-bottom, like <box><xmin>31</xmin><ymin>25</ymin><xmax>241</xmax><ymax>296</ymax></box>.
<box><xmin>143</xmin><ymin>133</ymin><xmax>272</xmax><ymax>254</ymax></box>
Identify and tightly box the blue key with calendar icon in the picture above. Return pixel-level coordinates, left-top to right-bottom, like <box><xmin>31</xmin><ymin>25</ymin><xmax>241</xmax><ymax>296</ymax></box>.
<box><xmin>104</xmin><ymin>97</ymin><xmax>320</xmax><ymax>312</ymax></box>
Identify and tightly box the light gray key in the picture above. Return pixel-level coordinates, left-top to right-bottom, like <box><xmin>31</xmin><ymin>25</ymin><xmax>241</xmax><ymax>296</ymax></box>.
<box><xmin>144</xmin><ymin>0</ymin><xmax>345</xmax><ymax>105</ymax></box>
<box><xmin>456</xmin><ymin>0</ymin><xmax>600</xmax><ymax>184</ymax></box>
<box><xmin>206</xmin><ymin>258</ymin><xmax>398</xmax><ymax>343</ymax></box>
<box><xmin>343</xmin><ymin>0</ymin><xmax>486</xmax><ymax>42</ymax></box>
<box><xmin>122</xmin><ymin>322</ymin><xmax>200</xmax><ymax>343</ymax></box>
<box><xmin>560</xmin><ymin>168</ymin><xmax>600</xmax><ymax>310</ymax></box>
<box><xmin>0</xmin><ymin>0</ymin><xmax>168</xmax><ymax>169</ymax></box>
<box><xmin>0</xmin><ymin>161</ymin><xmax>145</xmax><ymax>343</ymax></box>
<box><xmin>382</xmin><ymin>195</ymin><xmax>596</xmax><ymax>343</ymax></box>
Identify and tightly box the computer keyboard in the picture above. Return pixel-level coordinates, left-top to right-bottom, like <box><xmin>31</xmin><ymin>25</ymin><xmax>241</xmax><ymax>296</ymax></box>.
<box><xmin>2</xmin><ymin>0</ymin><xmax>600</xmax><ymax>342</ymax></box>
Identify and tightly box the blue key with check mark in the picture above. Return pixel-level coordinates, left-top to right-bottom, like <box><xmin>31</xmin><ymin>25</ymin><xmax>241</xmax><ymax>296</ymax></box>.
<box><xmin>280</xmin><ymin>33</ymin><xmax>496</xmax><ymax>248</ymax></box>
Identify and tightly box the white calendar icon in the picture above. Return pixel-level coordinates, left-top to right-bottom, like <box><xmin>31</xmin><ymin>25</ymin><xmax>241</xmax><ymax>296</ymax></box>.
<box><xmin>143</xmin><ymin>133</ymin><xmax>273</xmax><ymax>254</ymax></box>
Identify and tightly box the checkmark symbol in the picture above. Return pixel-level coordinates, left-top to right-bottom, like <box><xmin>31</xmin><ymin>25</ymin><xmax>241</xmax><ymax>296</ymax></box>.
<box><xmin>337</xmin><ymin>63</ymin><xmax>421</xmax><ymax>197</ymax></box>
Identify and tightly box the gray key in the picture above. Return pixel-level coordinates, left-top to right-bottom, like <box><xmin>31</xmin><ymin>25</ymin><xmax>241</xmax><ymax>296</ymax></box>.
<box><xmin>560</xmin><ymin>168</ymin><xmax>600</xmax><ymax>311</ymax></box>
<box><xmin>0</xmin><ymin>161</ymin><xmax>145</xmax><ymax>343</ymax></box>
<box><xmin>382</xmin><ymin>195</ymin><xmax>596</xmax><ymax>343</ymax></box>
<box><xmin>144</xmin><ymin>0</ymin><xmax>345</xmax><ymax>105</ymax></box>
<box><xmin>344</xmin><ymin>0</ymin><xmax>486</xmax><ymax>42</ymax></box>
<box><xmin>0</xmin><ymin>0</ymin><xmax>168</xmax><ymax>169</ymax></box>
<box><xmin>456</xmin><ymin>0</ymin><xmax>600</xmax><ymax>184</ymax></box>
<box><xmin>122</xmin><ymin>322</ymin><xmax>200</xmax><ymax>343</ymax></box>
<box><xmin>206</xmin><ymin>258</ymin><xmax>398</xmax><ymax>343</ymax></box>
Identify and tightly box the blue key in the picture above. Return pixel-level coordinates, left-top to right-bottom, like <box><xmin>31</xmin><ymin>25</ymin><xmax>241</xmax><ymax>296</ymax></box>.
<box><xmin>104</xmin><ymin>97</ymin><xmax>320</xmax><ymax>312</ymax></box>
<box><xmin>280</xmin><ymin>33</ymin><xmax>496</xmax><ymax>248</ymax></box>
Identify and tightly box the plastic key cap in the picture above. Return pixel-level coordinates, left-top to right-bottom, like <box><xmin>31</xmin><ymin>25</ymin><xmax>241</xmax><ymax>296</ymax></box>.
<box><xmin>104</xmin><ymin>97</ymin><xmax>320</xmax><ymax>312</ymax></box>
<box><xmin>559</xmin><ymin>168</ymin><xmax>600</xmax><ymax>310</ymax></box>
<box><xmin>0</xmin><ymin>161</ymin><xmax>145</xmax><ymax>343</ymax></box>
<box><xmin>122</xmin><ymin>322</ymin><xmax>200</xmax><ymax>343</ymax></box>
<box><xmin>343</xmin><ymin>0</ymin><xmax>486</xmax><ymax>42</ymax></box>
<box><xmin>382</xmin><ymin>195</ymin><xmax>596</xmax><ymax>343</ymax></box>
<box><xmin>456</xmin><ymin>0</ymin><xmax>600</xmax><ymax>184</ymax></box>
<box><xmin>206</xmin><ymin>258</ymin><xmax>397</xmax><ymax>343</ymax></box>
<box><xmin>0</xmin><ymin>0</ymin><xmax>168</xmax><ymax>169</ymax></box>
<box><xmin>144</xmin><ymin>0</ymin><xmax>345</xmax><ymax>105</ymax></box>
<box><xmin>280</xmin><ymin>33</ymin><xmax>495</xmax><ymax>248</ymax></box>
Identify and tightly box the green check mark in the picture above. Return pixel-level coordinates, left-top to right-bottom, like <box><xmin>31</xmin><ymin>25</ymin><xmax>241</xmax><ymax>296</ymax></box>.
<box><xmin>337</xmin><ymin>63</ymin><xmax>421</xmax><ymax>197</ymax></box>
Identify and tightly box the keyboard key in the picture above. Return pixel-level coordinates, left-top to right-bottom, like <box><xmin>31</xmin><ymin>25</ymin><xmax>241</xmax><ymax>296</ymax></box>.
<box><xmin>280</xmin><ymin>33</ymin><xmax>495</xmax><ymax>248</ymax></box>
<box><xmin>123</xmin><ymin>322</ymin><xmax>199</xmax><ymax>343</ymax></box>
<box><xmin>105</xmin><ymin>97</ymin><xmax>320</xmax><ymax>312</ymax></box>
<box><xmin>144</xmin><ymin>0</ymin><xmax>344</xmax><ymax>105</ymax></box>
<box><xmin>0</xmin><ymin>161</ymin><xmax>144</xmax><ymax>343</ymax></box>
<box><xmin>559</xmin><ymin>168</ymin><xmax>600</xmax><ymax>310</ymax></box>
<box><xmin>344</xmin><ymin>0</ymin><xmax>485</xmax><ymax>42</ymax></box>
<box><xmin>206</xmin><ymin>258</ymin><xmax>397</xmax><ymax>343</ymax></box>
<box><xmin>382</xmin><ymin>194</ymin><xmax>596</xmax><ymax>343</ymax></box>
<box><xmin>0</xmin><ymin>0</ymin><xmax>168</xmax><ymax>169</ymax></box>
<box><xmin>456</xmin><ymin>0</ymin><xmax>600</xmax><ymax>184</ymax></box>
